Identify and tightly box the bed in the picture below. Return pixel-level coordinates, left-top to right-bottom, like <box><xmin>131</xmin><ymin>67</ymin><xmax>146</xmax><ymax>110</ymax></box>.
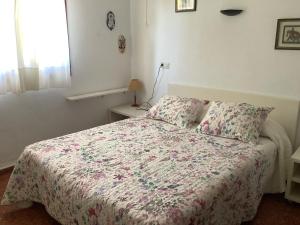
<box><xmin>1</xmin><ymin>84</ymin><xmax>299</xmax><ymax>225</ymax></box>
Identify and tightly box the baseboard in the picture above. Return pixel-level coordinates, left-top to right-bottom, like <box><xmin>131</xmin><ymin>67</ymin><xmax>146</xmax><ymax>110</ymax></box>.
<box><xmin>0</xmin><ymin>161</ymin><xmax>16</xmax><ymax>172</ymax></box>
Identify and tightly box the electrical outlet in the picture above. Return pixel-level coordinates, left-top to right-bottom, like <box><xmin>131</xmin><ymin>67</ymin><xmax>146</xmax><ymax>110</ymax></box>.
<box><xmin>161</xmin><ymin>63</ymin><xmax>170</xmax><ymax>69</ymax></box>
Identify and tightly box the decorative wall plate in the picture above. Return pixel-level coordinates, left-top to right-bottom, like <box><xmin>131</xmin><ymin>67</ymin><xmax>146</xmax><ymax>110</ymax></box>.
<box><xmin>106</xmin><ymin>11</ymin><xmax>115</xmax><ymax>31</ymax></box>
<box><xmin>118</xmin><ymin>35</ymin><xmax>126</xmax><ymax>53</ymax></box>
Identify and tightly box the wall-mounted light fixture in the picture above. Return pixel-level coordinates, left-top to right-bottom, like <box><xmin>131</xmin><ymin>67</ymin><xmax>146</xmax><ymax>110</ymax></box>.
<box><xmin>220</xmin><ymin>0</ymin><xmax>244</xmax><ymax>16</ymax></box>
<box><xmin>220</xmin><ymin>9</ymin><xmax>243</xmax><ymax>16</ymax></box>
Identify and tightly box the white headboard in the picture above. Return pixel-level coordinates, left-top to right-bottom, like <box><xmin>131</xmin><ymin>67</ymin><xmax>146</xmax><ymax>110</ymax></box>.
<box><xmin>169</xmin><ymin>83</ymin><xmax>300</xmax><ymax>148</ymax></box>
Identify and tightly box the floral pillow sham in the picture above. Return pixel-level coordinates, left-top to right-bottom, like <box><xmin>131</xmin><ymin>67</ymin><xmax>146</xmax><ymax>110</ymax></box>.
<box><xmin>196</xmin><ymin>101</ymin><xmax>274</xmax><ymax>144</ymax></box>
<box><xmin>146</xmin><ymin>95</ymin><xmax>208</xmax><ymax>128</ymax></box>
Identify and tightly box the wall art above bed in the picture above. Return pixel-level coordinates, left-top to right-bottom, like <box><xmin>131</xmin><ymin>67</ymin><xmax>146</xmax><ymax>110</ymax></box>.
<box><xmin>275</xmin><ymin>18</ymin><xmax>300</xmax><ymax>50</ymax></box>
<box><xmin>175</xmin><ymin>0</ymin><xmax>197</xmax><ymax>12</ymax></box>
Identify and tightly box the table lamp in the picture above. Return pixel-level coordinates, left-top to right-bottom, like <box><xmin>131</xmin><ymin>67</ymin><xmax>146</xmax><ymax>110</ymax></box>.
<box><xmin>128</xmin><ymin>79</ymin><xmax>143</xmax><ymax>107</ymax></box>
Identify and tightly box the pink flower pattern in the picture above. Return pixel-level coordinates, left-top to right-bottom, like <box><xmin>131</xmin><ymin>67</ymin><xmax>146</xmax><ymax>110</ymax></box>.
<box><xmin>1</xmin><ymin>118</ymin><xmax>275</xmax><ymax>225</ymax></box>
<box><xmin>146</xmin><ymin>95</ymin><xmax>208</xmax><ymax>128</ymax></box>
<box><xmin>197</xmin><ymin>101</ymin><xmax>273</xmax><ymax>144</ymax></box>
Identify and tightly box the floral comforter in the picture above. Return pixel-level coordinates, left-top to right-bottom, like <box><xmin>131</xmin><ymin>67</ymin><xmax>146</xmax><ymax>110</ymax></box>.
<box><xmin>1</xmin><ymin>118</ymin><xmax>277</xmax><ymax>225</ymax></box>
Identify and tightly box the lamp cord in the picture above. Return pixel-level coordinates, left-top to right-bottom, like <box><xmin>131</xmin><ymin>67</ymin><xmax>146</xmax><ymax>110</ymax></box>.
<box><xmin>138</xmin><ymin>65</ymin><xmax>163</xmax><ymax>111</ymax></box>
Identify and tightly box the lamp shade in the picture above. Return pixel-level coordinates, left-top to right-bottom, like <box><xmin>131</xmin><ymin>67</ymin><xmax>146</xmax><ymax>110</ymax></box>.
<box><xmin>128</xmin><ymin>79</ymin><xmax>143</xmax><ymax>92</ymax></box>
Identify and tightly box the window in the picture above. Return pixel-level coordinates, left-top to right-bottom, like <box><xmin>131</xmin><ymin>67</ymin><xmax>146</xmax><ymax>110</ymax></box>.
<box><xmin>0</xmin><ymin>0</ymin><xmax>70</xmax><ymax>94</ymax></box>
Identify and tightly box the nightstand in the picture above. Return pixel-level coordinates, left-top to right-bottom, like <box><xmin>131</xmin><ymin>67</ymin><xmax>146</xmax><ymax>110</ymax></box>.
<box><xmin>285</xmin><ymin>147</ymin><xmax>300</xmax><ymax>203</ymax></box>
<box><xmin>108</xmin><ymin>104</ymin><xmax>146</xmax><ymax>122</ymax></box>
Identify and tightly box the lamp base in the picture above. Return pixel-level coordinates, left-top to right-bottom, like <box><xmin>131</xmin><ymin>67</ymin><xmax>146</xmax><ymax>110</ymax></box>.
<box><xmin>132</xmin><ymin>92</ymin><xmax>140</xmax><ymax>107</ymax></box>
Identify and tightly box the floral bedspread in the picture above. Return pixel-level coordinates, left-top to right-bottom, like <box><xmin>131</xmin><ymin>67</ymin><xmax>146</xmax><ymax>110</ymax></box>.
<box><xmin>1</xmin><ymin>118</ymin><xmax>276</xmax><ymax>225</ymax></box>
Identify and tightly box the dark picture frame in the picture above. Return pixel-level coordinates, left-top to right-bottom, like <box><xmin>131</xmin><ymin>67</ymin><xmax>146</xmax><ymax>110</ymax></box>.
<box><xmin>275</xmin><ymin>18</ymin><xmax>300</xmax><ymax>50</ymax></box>
<box><xmin>175</xmin><ymin>0</ymin><xmax>197</xmax><ymax>13</ymax></box>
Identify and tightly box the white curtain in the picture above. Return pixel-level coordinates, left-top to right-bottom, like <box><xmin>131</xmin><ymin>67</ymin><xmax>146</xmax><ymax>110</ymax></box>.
<box><xmin>0</xmin><ymin>0</ymin><xmax>70</xmax><ymax>94</ymax></box>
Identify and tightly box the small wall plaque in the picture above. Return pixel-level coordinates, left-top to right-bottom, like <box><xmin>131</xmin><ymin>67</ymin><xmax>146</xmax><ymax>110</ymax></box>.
<box><xmin>118</xmin><ymin>35</ymin><xmax>126</xmax><ymax>53</ymax></box>
<box><xmin>106</xmin><ymin>11</ymin><xmax>115</xmax><ymax>31</ymax></box>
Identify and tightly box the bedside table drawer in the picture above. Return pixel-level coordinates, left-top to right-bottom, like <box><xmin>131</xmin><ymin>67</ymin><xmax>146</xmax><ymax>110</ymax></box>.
<box><xmin>285</xmin><ymin>147</ymin><xmax>300</xmax><ymax>203</ymax></box>
<box><xmin>286</xmin><ymin>182</ymin><xmax>300</xmax><ymax>203</ymax></box>
<box><xmin>292</xmin><ymin>164</ymin><xmax>300</xmax><ymax>183</ymax></box>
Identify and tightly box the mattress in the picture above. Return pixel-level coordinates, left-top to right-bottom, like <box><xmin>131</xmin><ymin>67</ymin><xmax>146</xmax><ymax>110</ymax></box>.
<box><xmin>1</xmin><ymin>118</ymin><xmax>277</xmax><ymax>225</ymax></box>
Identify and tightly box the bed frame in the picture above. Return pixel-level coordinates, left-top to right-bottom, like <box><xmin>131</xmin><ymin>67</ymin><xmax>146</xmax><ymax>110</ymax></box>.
<box><xmin>169</xmin><ymin>83</ymin><xmax>300</xmax><ymax>148</ymax></box>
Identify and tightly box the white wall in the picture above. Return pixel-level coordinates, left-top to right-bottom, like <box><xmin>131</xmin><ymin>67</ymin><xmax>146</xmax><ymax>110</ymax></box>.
<box><xmin>131</xmin><ymin>0</ymin><xmax>300</xmax><ymax>147</ymax></box>
<box><xmin>66</xmin><ymin>0</ymin><xmax>131</xmax><ymax>96</ymax></box>
<box><xmin>0</xmin><ymin>0</ymin><xmax>131</xmax><ymax>169</ymax></box>
<box><xmin>131</xmin><ymin>0</ymin><xmax>300</xmax><ymax>100</ymax></box>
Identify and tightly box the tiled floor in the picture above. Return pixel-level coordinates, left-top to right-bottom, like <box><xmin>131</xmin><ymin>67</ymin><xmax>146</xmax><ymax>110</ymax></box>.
<box><xmin>1</xmin><ymin>168</ymin><xmax>300</xmax><ymax>225</ymax></box>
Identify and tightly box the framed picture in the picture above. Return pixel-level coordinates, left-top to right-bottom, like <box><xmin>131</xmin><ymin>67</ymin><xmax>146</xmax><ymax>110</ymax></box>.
<box><xmin>275</xmin><ymin>18</ymin><xmax>300</xmax><ymax>50</ymax></box>
<box><xmin>175</xmin><ymin>0</ymin><xmax>197</xmax><ymax>13</ymax></box>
